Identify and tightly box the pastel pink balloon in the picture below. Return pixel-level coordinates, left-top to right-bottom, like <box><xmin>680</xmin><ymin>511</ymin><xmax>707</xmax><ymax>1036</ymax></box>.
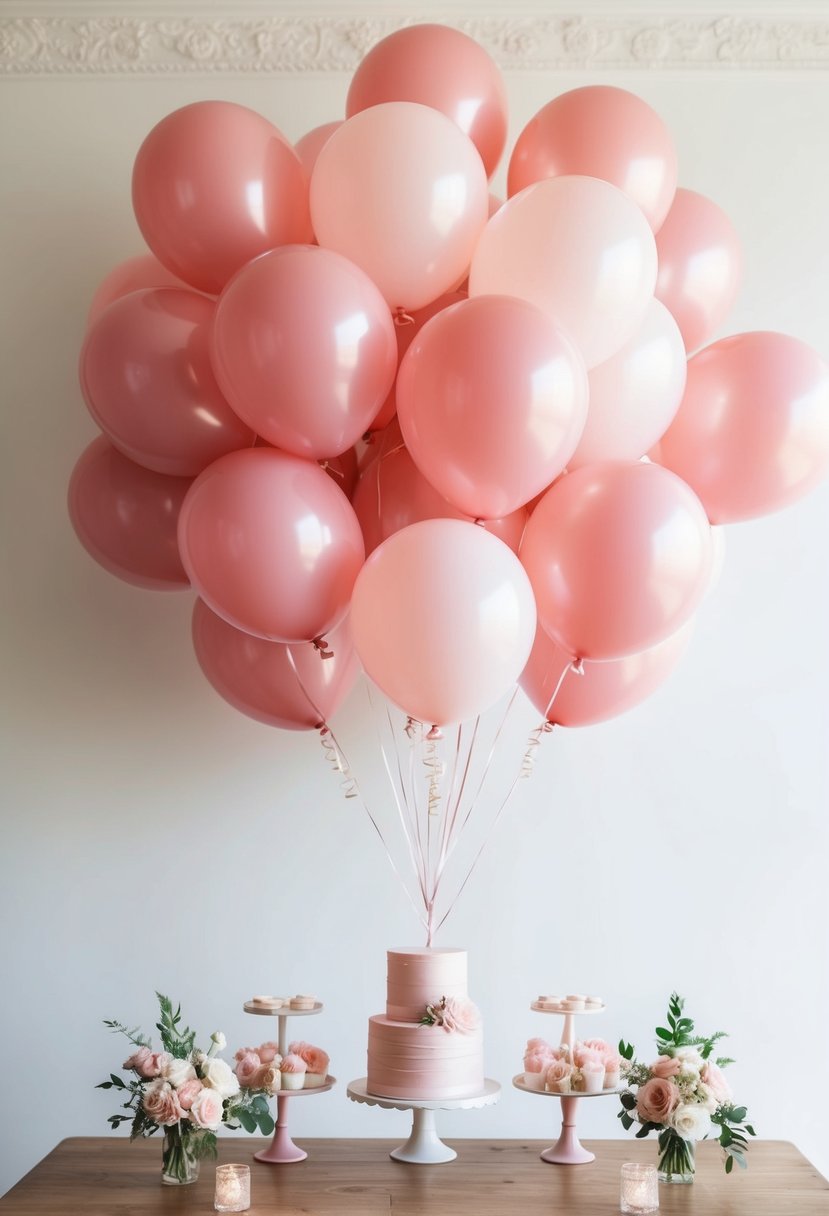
<box><xmin>520</xmin><ymin>619</ymin><xmax>694</xmax><ymax>727</ymax></box>
<box><xmin>178</xmin><ymin>448</ymin><xmax>365</xmax><ymax>642</ymax></box>
<box><xmin>397</xmin><ymin>294</ymin><xmax>588</xmax><ymax>518</ymax></box>
<box><xmin>508</xmin><ymin>86</ymin><xmax>678</xmax><ymax>232</ymax></box>
<box><xmin>351</xmin><ymin>519</ymin><xmax>537</xmax><ymax>725</ymax></box>
<box><xmin>87</xmin><ymin>254</ymin><xmax>189</xmax><ymax>326</ymax></box>
<box><xmin>294</xmin><ymin>121</ymin><xmax>343</xmax><ymax>179</ymax></box>
<box><xmin>192</xmin><ymin>600</ymin><xmax>358</xmax><ymax>730</ymax></box>
<box><xmin>657</xmin><ymin>331</ymin><xmax>829</xmax><ymax>523</ymax></box>
<box><xmin>346</xmin><ymin>24</ymin><xmax>508</xmax><ymax>179</ymax></box>
<box><xmin>67</xmin><ymin>436</ymin><xmax>191</xmax><ymax>590</ymax></box>
<box><xmin>469</xmin><ymin>176</ymin><xmax>657</xmax><ymax>368</ymax></box>
<box><xmin>79</xmin><ymin>288</ymin><xmax>254</xmax><ymax>477</ymax></box>
<box><xmin>311</xmin><ymin>102</ymin><xmax>489</xmax><ymax>311</ymax></box>
<box><xmin>132</xmin><ymin>101</ymin><xmax>311</xmax><ymax>295</ymax></box>
<box><xmin>353</xmin><ymin>432</ymin><xmax>528</xmax><ymax>555</ymax></box>
<box><xmin>211</xmin><ymin>246</ymin><xmax>397</xmax><ymax>459</ymax></box>
<box><xmin>655</xmin><ymin>187</ymin><xmax>742</xmax><ymax>353</ymax></box>
<box><xmin>520</xmin><ymin>462</ymin><xmax>712</xmax><ymax>661</ymax></box>
<box><xmin>569</xmin><ymin>298</ymin><xmax>687</xmax><ymax>468</ymax></box>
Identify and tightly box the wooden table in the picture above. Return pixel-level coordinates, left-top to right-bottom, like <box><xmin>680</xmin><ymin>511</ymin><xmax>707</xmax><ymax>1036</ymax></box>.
<box><xmin>1</xmin><ymin>1137</ymin><xmax>827</xmax><ymax>1214</ymax></box>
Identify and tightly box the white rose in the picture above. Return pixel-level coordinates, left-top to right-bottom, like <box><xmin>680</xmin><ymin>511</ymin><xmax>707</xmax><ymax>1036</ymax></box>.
<box><xmin>161</xmin><ymin>1056</ymin><xmax>197</xmax><ymax>1088</ymax></box>
<box><xmin>200</xmin><ymin>1056</ymin><xmax>240</xmax><ymax>1099</ymax></box>
<box><xmin>695</xmin><ymin>1082</ymin><xmax>719</xmax><ymax>1114</ymax></box>
<box><xmin>672</xmin><ymin>1102</ymin><xmax>712</xmax><ymax>1142</ymax></box>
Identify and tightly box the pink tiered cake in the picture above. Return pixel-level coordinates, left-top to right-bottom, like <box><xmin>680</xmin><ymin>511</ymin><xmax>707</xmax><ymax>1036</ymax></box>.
<box><xmin>366</xmin><ymin>947</ymin><xmax>484</xmax><ymax>1100</ymax></box>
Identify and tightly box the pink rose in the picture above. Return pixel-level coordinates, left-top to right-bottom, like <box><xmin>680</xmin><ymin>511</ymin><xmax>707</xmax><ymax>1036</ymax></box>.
<box><xmin>701</xmin><ymin>1060</ymin><xmax>732</xmax><ymax>1105</ymax></box>
<box><xmin>289</xmin><ymin>1041</ymin><xmax>329</xmax><ymax>1076</ymax></box>
<box><xmin>234</xmin><ymin>1051</ymin><xmax>262</xmax><ymax>1089</ymax></box>
<box><xmin>636</xmin><ymin>1076</ymin><xmax>680</xmax><ymax>1125</ymax></box>
<box><xmin>142</xmin><ymin>1079</ymin><xmax>183</xmax><ymax>1127</ymax></box>
<box><xmin>440</xmin><ymin>997</ymin><xmax>480</xmax><ymax>1034</ymax></box>
<box><xmin>546</xmin><ymin>1059</ymin><xmax>571</xmax><ymax>1089</ymax></box>
<box><xmin>234</xmin><ymin>1046</ymin><xmax>253</xmax><ymax>1063</ymax></box>
<box><xmin>573</xmin><ymin>1044</ymin><xmax>603</xmax><ymax>1069</ymax></box>
<box><xmin>526</xmin><ymin>1037</ymin><xmax>554</xmax><ymax>1057</ymax></box>
<box><xmin>523</xmin><ymin>1051</ymin><xmax>548</xmax><ymax>1074</ymax></box>
<box><xmin>123</xmin><ymin>1047</ymin><xmax>156</xmax><ymax>1077</ymax></box>
<box><xmin>189</xmin><ymin>1086</ymin><xmax>223</xmax><ymax>1131</ymax></box>
<box><xmin>650</xmin><ymin>1054</ymin><xmax>682</xmax><ymax>1079</ymax></box>
<box><xmin>176</xmin><ymin>1078</ymin><xmax>203</xmax><ymax>1111</ymax></box>
<box><xmin>582</xmin><ymin>1038</ymin><xmax>612</xmax><ymax>1059</ymax></box>
<box><xmin>258</xmin><ymin>1041</ymin><xmax>280</xmax><ymax>1065</ymax></box>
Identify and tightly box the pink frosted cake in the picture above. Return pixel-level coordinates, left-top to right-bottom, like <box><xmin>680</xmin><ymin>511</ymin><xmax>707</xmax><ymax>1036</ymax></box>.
<box><xmin>366</xmin><ymin>947</ymin><xmax>484</xmax><ymax>1100</ymax></box>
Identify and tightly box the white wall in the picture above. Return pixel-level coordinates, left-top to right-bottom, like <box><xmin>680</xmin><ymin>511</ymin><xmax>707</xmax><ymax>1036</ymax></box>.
<box><xmin>2</xmin><ymin>0</ymin><xmax>828</xmax><ymax>1195</ymax></box>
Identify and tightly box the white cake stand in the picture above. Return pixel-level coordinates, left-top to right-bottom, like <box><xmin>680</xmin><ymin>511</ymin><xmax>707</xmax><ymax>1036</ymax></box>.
<box><xmin>347</xmin><ymin>1077</ymin><xmax>501</xmax><ymax>1164</ymax></box>
<box><xmin>243</xmin><ymin>999</ymin><xmax>333</xmax><ymax>1163</ymax></box>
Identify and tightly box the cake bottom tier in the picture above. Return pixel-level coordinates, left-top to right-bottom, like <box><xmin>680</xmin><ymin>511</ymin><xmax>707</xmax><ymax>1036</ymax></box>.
<box><xmin>367</xmin><ymin>1015</ymin><xmax>484</xmax><ymax>1100</ymax></box>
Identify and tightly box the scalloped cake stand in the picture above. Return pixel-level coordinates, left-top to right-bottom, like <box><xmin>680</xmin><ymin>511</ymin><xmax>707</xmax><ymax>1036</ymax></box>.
<box><xmin>347</xmin><ymin>1077</ymin><xmax>501</xmax><ymax>1164</ymax></box>
<box><xmin>243</xmin><ymin>999</ymin><xmax>334</xmax><ymax>1163</ymax></box>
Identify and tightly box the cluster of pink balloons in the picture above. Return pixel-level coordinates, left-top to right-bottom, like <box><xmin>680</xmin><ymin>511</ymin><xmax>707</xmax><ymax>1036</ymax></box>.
<box><xmin>70</xmin><ymin>22</ymin><xmax>829</xmax><ymax>734</ymax></box>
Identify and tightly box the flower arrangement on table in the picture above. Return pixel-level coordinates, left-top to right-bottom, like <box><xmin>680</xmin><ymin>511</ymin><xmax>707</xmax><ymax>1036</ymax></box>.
<box><xmin>522</xmin><ymin>1036</ymin><xmax>622</xmax><ymax>1093</ymax></box>
<box><xmin>97</xmin><ymin>993</ymin><xmax>274</xmax><ymax>1184</ymax></box>
<box><xmin>617</xmin><ymin>993</ymin><xmax>755</xmax><ymax>1181</ymax></box>
<box><xmin>233</xmin><ymin>1038</ymin><xmax>331</xmax><ymax>1093</ymax></box>
<box><xmin>420</xmin><ymin>995</ymin><xmax>481</xmax><ymax>1032</ymax></box>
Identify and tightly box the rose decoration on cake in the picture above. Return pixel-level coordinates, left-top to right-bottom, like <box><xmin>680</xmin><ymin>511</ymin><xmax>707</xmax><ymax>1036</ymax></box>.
<box><xmin>420</xmin><ymin>995</ymin><xmax>481</xmax><ymax>1033</ymax></box>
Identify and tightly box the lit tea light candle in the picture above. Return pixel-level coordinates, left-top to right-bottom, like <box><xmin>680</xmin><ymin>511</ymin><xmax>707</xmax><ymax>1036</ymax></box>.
<box><xmin>620</xmin><ymin>1161</ymin><xmax>658</xmax><ymax>1214</ymax></box>
<box><xmin>214</xmin><ymin>1163</ymin><xmax>250</xmax><ymax>1213</ymax></box>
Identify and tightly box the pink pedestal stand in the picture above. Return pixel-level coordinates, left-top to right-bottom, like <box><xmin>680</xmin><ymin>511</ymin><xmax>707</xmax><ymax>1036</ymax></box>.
<box><xmin>242</xmin><ymin>999</ymin><xmax>334</xmax><ymax>1164</ymax></box>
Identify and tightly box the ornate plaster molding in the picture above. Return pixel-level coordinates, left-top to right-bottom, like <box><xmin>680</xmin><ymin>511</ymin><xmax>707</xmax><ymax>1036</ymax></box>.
<box><xmin>2</xmin><ymin>13</ymin><xmax>829</xmax><ymax>76</ymax></box>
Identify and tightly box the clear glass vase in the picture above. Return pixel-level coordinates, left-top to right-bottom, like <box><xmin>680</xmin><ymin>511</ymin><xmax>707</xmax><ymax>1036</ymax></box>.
<box><xmin>657</xmin><ymin>1128</ymin><xmax>695</xmax><ymax>1183</ymax></box>
<box><xmin>161</xmin><ymin>1125</ymin><xmax>200</xmax><ymax>1185</ymax></box>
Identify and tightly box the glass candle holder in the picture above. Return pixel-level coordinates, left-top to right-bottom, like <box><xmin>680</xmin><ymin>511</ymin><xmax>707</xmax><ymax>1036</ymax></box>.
<box><xmin>620</xmin><ymin>1161</ymin><xmax>659</xmax><ymax>1214</ymax></box>
<box><xmin>214</xmin><ymin>1163</ymin><xmax>251</xmax><ymax>1213</ymax></box>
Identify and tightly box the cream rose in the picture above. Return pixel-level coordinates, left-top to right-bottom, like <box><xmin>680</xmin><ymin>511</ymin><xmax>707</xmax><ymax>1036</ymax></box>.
<box><xmin>440</xmin><ymin>998</ymin><xmax>480</xmax><ymax>1034</ymax></box>
<box><xmin>189</xmin><ymin>1086</ymin><xmax>224</xmax><ymax>1131</ymax></box>
<box><xmin>161</xmin><ymin>1056</ymin><xmax>196</xmax><ymax>1089</ymax></box>
<box><xmin>672</xmin><ymin>1102</ymin><xmax>712</xmax><ymax>1141</ymax></box>
<box><xmin>636</xmin><ymin>1076</ymin><xmax>680</xmax><ymax>1125</ymax></box>
<box><xmin>674</xmin><ymin>1046</ymin><xmax>703</xmax><ymax>1076</ymax></box>
<box><xmin>142</xmin><ymin>1079</ymin><xmax>183</xmax><ymax>1127</ymax></box>
<box><xmin>201</xmin><ymin>1056</ymin><xmax>240</xmax><ymax>1099</ymax></box>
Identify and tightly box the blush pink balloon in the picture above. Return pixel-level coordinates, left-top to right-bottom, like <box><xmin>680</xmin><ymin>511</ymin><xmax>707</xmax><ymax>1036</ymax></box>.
<box><xmin>68</xmin><ymin>436</ymin><xmax>191</xmax><ymax>590</ymax></box>
<box><xmin>520</xmin><ymin>461</ymin><xmax>712</xmax><ymax>661</ymax></box>
<box><xmin>569</xmin><ymin>298</ymin><xmax>687</xmax><ymax>468</ymax></box>
<box><xmin>211</xmin><ymin>246</ymin><xmax>397</xmax><ymax>459</ymax></box>
<box><xmin>351</xmin><ymin>519</ymin><xmax>537</xmax><ymax>725</ymax></box>
<box><xmin>508</xmin><ymin>86</ymin><xmax>678</xmax><ymax>232</ymax></box>
<box><xmin>192</xmin><ymin>600</ymin><xmax>359</xmax><ymax>730</ymax></box>
<box><xmin>655</xmin><ymin>188</ymin><xmax>742</xmax><ymax>353</ymax></box>
<box><xmin>87</xmin><ymin>254</ymin><xmax>189</xmax><ymax>326</ymax></box>
<box><xmin>79</xmin><ymin>288</ymin><xmax>254</xmax><ymax>477</ymax></box>
<box><xmin>657</xmin><ymin>331</ymin><xmax>829</xmax><ymax>523</ymax></box>
<box><xmin>353</xmin><ymin>434</ymin><xmax>527</xmax><ymax>555</ymax></box>
<box><xmin>397</xmin><ymin>294</ymin><xmax>588</xmax><ymax>518</ymax></box>
<box><xmin>346</xmin><ymin>24</ymin><xmax>508</xmax><ymax>179</ymax></box>
<box><xmin>132</xmin><ymin>101</ymin><xmax>311</xmax><ymax>295</ymax></box>
<box><xmin>469</xmin><ymin>176</ymin><xmax>657</xmax><ymax>368</ymax></box>
<box><xmin>520</xmin><ymin>619</ymin><xmax>694</xmax><ymax>727</ymax></box>
<box><xmin>178</xmin><ymin>447</ymin><xmax>365</xmax><ymax>642</ymax></box>
<box><xmin>311</xmin><ymin>102</ymin><xmax>489</xmax><ymax>311</ymax></box>
<box><xmin>294</xmin><ymin>121</ymin><xmax>343</xmax><ymax>179</ymax></box>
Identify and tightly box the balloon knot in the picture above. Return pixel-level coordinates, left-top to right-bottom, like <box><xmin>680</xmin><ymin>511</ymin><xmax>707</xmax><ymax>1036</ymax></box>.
<box><xmin>404</xmin><ymin>716</ymin><xmax>417</xmax><ymax>739</ymax></box>
<box><xmin>542</xmin><ymin>720</ymin><xmax>555</xmax><ymax>734</ymax></box>
<box><xmin>394</xmin><ymin>307</ymin><xmax>415</xmax><ymax>327</ymax></box>
<box><xmin>312</xmin><ymin>636</ymin><xmax>335</xmax><ymax>660</ymax></box>
<box><xmin>473</xmin><ymin>518</ymin><xmax>486</xmax><ymax>527</ymax></box>
<box><xmin>571</xmin><ymin>658</ymin><xmax>585</xmax><ymax>676</ymax></box>
<box><xmin>426</xmin><ymin>725</ymin><xmax>443</xmax><ymax>741</ymax></box>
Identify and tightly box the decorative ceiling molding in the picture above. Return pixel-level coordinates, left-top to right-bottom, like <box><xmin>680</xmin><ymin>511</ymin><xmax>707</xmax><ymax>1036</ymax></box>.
<box><xmin>2</xmin><ymin>13</ymin><xmax>829</xmax><ymax>76</ymax></box>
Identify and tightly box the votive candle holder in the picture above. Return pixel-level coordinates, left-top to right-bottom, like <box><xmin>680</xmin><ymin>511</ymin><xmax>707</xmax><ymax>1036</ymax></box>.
<box><xmin>214</xmin><ymin>1163</ymin><xmax>250</xmax><ymax>1212</ymax></box>
<box><xmin>620</xmin><ymin>1161</ymin><xmax>659</xmax><ymax>1214</ymax></box>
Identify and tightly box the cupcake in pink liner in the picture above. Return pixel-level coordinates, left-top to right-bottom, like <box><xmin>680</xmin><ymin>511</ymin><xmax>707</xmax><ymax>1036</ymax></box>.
<box><xmin>526</xmin><ymin>1037</ymin><xmax>555</xmax><ymax>1057</ymax></box>
<box><xmin>523</xmin><ymin>1051</ymin><xmax>549</xmax><ymax>1091</ymax></box>
<box><xmin>289</xmin><ymin>1041</ymin><xmax>330</xmax><ymax>1088</ymax></box>
<box><xmin>603</xmin><ymin>1052</ymin><xmax>622</xmax><ymax>1089</ymax></box>
<box><xmin>545</xmin><ymin>1058</ymin><xmax>572</xmax><ymax>1094</ymax></box>
<box><xmin>280</xmin><ymin>1053</ymin><xmax>307</xmax><ymax>1091</ymax></box>
<box><xmin>581</xmin><ymin>1058</ymin><xmax>606</xmax><ymax>1094</ymax></box>
<box><xmin>573</xmin><ymin>1042</ymin><xmax>604</xmax><ymax>1069</ymax></box>
<box><xmin>582</xmin><ymin>1038</ymin><xmax>612</xmax><ymax>1059</ymax></box>
<box><xmin>258</xmin><ymin>1041</ymin><xmax>280</xmax><ymax>1066</ymax></box>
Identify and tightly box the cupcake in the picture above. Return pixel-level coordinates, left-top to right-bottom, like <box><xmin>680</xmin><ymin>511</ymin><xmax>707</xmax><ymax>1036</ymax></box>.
<box><xmin>604</xmin><ymin>1053</ymin><xmax>622</xmax><ymax>1090</ymax></box>
<box><xmin>289</xmin><ymin>1040</ymin><xmax>330</xmax><ymax>1088</ymax></box>
<box><xmin>523</xmin><ymin>1051</ymin><xmax>549</xmax><ymax>1091</ymax></box>
<box><xmin>280</xmin><ymin>1053</ymin><xmax>307</xmax><ymax>1090</ymax></box>
<box><xmin>258</xmin><ymin>1041</ymin><xmax>280</xmax><ymax>1065</ymax></box>
<box><xmin>581</xmin><ymin>1058</ymin><xmax>605</xmax><ymax>1094</ymax></box>
<box><xmin>545</xmin><ymin>1058</ymin><xmax>571</xmax><ymax>1093</ymax></box>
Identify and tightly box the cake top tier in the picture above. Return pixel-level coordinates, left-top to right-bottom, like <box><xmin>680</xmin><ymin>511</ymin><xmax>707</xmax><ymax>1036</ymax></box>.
<box><xmin>386</xmin><ymin>948</ymin><xmax>469</xmax><ymax>1023</ymax></box>
<box><xmin>388</xmin><ymin>947</ymin><xmax>465</xmax><ymax>960</ymax></box>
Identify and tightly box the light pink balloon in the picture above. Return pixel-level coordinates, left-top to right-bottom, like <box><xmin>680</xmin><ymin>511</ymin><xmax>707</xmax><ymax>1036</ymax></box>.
<box><xmin>311</xmin><ymin>102</ymin><xmax>489</xmax><ymax>311</ymax></box>
<box><xmin>346</xmin><ymin>24</ymin><xmax>508</xmax><ymax>179</ymax></box>
<box><xmin>655</xmin><ymin>187</ymin><xmax>742</xmax><ymax>353</ymax></box>
<box><xmin>192</xmin><ymin>600</ymin><xmax>358</xmax><ymax>730</ymax></box>
<box><xmin>87</xmin><ymin>254</ymin><xmax>189</xmax><ymax>326</ymax></box>
<box><xmin>353</xmin><ymin>431</ymin><xmax>528</xmax><ymax>555</ymax></box>
<box><xmin>469</xmin><ymin>176</ymin><xmax>657</xmax><ymax>368</ymax></box>
<box><xmin>520</xmin><ymin>461</ymin><xmax>712</xmax><ymax>661</ymax></box>
<box><xmin>657</xmin><ymin>331</ymin><xmax>829</xmax><ymax>523</ymax></box>
<box><xmin>569</xmin><ymin>298</ymin><xmax>687</xmax><ymax>468</ymax></box>
<box><xmin>508</xmin><ymin>86</ymin><xmax>677</xmax><ymax>232</ymax></box>
<box><xmin>397</xmin><ymin>294</ymin><xmax>588</xmax><ymax>518</ymax></box>
<box><xmin>211</xmin><ymin>246</ymin><xmax>397</xmax><ymax>459</ymax></box>
<box><xmin>132</xmin><ymin>101</ymin><xmax>311</xmax><ymax>295</ymax></box>
<box><xmin>294</xmin><ymin>121</ymin><xmax>343</xmax><ymax>179</ymax></box>
<box><xmin>520</xmin><ymin>619</ymin><xmax>694</xmax><ymax>727</ymax></box>
<box><xmin>68</xmin><ymin>436</ymin><xmax>191</xmax><ymax>590</ymax></box>
<box><xmin>178</xmin><ymin>448</ymin><xmax>365</xmax><ymax>642</ymax></box>
<box><xmin>351</xmin><ymin>519</ymin><xmax>537</xmax><ymax>725</ymax></box>
<box><xmin>79</xmin><ymin>288</ymin><xmax>254</xmax><ymax>477</ymax></box>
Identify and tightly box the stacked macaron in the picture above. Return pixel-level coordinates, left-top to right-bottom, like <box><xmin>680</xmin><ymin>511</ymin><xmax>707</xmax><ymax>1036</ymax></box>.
<box><xmin>532</xmin><ymin>993</ymin><xmax>604</xmax><ymax>1012</ymax></box>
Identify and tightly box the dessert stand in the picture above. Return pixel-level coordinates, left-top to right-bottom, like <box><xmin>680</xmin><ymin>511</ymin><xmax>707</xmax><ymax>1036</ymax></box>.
<box><xmin>242</xmin><ymin>999</ymin><xmax>334</xmax><ymax>1163</ymax></box>
<box><xmin>515</xmin><ymin>1002</ymin><xmax>619</xmax><ymax>1165</ymax></box>
<box><xmin>347</xmin><ymin>1077</ymin><xmax>501</xmax><ymax>1164</ymax></box>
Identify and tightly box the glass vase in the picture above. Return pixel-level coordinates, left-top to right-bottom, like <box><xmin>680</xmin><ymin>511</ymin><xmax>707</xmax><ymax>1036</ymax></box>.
<box><xmin>161</xmin><ymin>1125</ymin><xmax>200</xmax><ymax>1185</ymax></box>
<box><xmin>657</xmin><ymin>1128</ymin><xmax>695</xmax><ymax>1183</ymax></box>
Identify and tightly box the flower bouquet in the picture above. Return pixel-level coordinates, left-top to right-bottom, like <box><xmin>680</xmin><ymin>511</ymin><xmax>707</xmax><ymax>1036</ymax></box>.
<box><xmin>618</xmin><ymin>993</ymin><xmax>755</xmax><ymax>1181</ymax></box>
<box><xmin>97</xmin><ymin>993</ymin><xmax>275</xmax><ymax>1184</ymax></box>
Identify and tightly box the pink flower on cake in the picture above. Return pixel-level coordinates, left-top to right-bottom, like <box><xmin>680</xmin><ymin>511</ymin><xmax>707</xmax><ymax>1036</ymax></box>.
<box><xmin>235</xmin><ymin>1051</ymin><xmax>262</xmax><ymax>1089</ymax></box>
<box><xmin>258</xmin><ymin>1041</ymin><xmax>280</xmax><ymax>1065</ymax></box>
<box><xmin>142</xmin><ymin>1079</ymin><xmax>184</xmax><ymax>1127</ymax></box>
<box><xmin>189</xmin><ymin>1086</ymin><xmax>223</xmax><ymax>1131</ymax></box>
<box><xmin>441</xmin><ymin>997</ymin><xmax>480</xmax><ymax>1033</ymax></box>
<box><xmin>176</xmin><ymin>1078</ymin><xmax>203</xmax><ymax>1111</ymax></box>
<box><xmin>636</xmin><ymin>1076</ymin><xmax>680</xmax><ymax>1124</ymax></box>
<box><xmin>650</xmin><ymin>1054</ymin><xmax>682</xmax><ymax>1079</ymax></box>
<box><xmin>289</xmin><ymin>1041</ymin><xmax>330</xmax><ymax>1076</ymax></box>
<box><xmin>700</xmin><ymin>1060</ymin><xmax>733</xmax><ymax>1105</ymax></box>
